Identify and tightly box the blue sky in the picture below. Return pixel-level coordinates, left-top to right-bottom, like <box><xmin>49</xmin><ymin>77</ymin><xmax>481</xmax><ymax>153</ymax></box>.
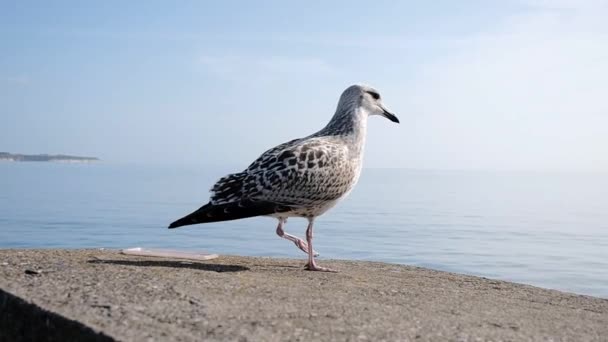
<box><xmin>2</xmin><ymin>1</ymin><xmax>607</xmax><ymax>171</ymax></box>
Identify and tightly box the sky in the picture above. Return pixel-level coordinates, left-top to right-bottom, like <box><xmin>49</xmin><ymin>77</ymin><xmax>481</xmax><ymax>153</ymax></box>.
<box><xmin>1</xmin><ymin>0</ymin><xmax>607</xmax><ymax>171</ymax></box>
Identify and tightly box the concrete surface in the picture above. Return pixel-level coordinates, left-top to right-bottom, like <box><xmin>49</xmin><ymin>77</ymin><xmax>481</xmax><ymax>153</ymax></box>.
<box><xmin>1</xmin><ymin>249</ymin><xmax>607</xmax><ymax>341</ymax></box>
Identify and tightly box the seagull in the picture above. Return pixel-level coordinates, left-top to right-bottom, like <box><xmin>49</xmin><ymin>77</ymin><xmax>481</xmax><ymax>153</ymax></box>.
<box><xmin>168</xmin><ymin>84</ymin><xmax>399</xmax><ymax>272</ymax></box>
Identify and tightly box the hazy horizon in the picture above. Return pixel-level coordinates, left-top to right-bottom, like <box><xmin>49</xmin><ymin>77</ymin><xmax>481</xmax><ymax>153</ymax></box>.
<box><xmin>2</xmin><ymin>1</ymin><xmax>607</xmax><ymax>172</ymax></box>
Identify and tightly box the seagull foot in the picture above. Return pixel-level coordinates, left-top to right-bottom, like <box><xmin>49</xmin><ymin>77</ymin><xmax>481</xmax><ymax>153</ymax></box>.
<box><xmin>295</xmin><ymin>240</ymin><xmax>320</xmax><ymax>257</ymax></box>
<box><xmin>304</xmin><ymin>262</ymin><xmax>337</xmax><ymax>272</ymax></box>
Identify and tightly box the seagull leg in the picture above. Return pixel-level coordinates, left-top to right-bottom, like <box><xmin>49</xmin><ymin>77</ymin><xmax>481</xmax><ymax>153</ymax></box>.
<box><xmin>276</xmin><ymin>218</ymin><xmax>319</xmax><ymax>257</ymax></box>
<box><xmin>304</xmin><ymin>218</ymin><xmax>337</xmax><ymax>272</ymax></box>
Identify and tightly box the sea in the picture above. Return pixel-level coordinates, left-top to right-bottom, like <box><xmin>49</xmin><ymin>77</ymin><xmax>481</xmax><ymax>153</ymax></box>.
<box><xmin>1</xmin><ymin>162</ymin><xmax>607</xmax><ymax>298</ymax></box>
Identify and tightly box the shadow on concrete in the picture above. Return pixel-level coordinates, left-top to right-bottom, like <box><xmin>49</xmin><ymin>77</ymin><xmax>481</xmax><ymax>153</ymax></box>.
<box><xmin>87</xmin><ymin>259</ymin><xmax>249</xmax><ymax>273</ymax></box>
<box><xmin>0</xmin><ymin>289</ymin><xmax>115</xmax><ymax>342</ymax></box>
<box><xmin>250</xmin><ymin>263</ymin><xmax>302</xmax><ymax>269</ymax></box>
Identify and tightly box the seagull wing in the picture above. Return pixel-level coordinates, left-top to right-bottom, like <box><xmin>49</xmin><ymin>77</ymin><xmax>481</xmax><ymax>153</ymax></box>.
<box><xmin>242</xmin><ymin>136</ymin><xmax>354</xmax><ymax>208</ymax></box>
<box><xmin>168</xmin><ymin>139</ymin><xmax>303</xmax><ymax>228</ymax></box>
<box><xmin>168</xmin><ymin>137</ymin><xmax>353</xmax><ymax>228</ymax></box>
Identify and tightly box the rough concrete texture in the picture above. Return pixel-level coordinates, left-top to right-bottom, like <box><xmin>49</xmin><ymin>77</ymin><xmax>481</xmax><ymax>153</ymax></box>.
<box><xmin>0</xmin><ymin>249</ymin><xmax>607</xmax><ymax>342</ymax></box>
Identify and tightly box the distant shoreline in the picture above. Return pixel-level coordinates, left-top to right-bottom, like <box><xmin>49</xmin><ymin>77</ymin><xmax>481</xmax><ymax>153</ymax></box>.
<box><xmin>0</xmin><ymin>152</ymin><xmax>99</xmax><ymax>163</ymax></box>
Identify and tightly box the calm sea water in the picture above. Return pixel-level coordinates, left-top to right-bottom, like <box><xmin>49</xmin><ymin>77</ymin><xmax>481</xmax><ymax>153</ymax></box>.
<box><xmin>1</xmin><ymin>162</ymin><xmax>607</xmax><ymax>298</ymax></box>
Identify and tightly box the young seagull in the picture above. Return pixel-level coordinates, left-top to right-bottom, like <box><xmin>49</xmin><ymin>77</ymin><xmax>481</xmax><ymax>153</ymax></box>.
<box><xmin>169</xmin><ymin>84</ymin><xmax>399</xmax><ymax>272</ymax></box>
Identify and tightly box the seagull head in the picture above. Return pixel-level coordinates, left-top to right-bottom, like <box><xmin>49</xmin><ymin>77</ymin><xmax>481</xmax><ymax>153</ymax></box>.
<box><xmin>339</xmin><ymin>84</ymin><xmax>399</xmax><ymax>123</ymax></box>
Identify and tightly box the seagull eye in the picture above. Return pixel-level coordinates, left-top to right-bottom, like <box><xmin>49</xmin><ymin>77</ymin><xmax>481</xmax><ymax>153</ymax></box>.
<box><xmin>368</xmin><ymin>91</ymin><xmax>380</xmax><ymax>100</ymax></box>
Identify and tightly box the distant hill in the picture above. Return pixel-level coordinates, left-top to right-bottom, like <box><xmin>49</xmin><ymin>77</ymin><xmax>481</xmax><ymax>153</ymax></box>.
<box><xmin>0</xmin><ymin>152</ymin><xmax>99</xmax><ymax>163</ymax></box>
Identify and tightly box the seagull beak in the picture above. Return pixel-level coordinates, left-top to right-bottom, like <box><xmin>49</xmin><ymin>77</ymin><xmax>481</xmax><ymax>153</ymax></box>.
<box><xmin>381</xmin><ymin>105</ymin><xmax>399</xmax><ymax>123</ymax></box>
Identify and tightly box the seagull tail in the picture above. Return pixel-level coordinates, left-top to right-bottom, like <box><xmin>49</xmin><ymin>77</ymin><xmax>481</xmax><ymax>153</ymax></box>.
<box><xmin>168</xmin><ymin>201</ymin><xmax>288</xmax><ymax>229</ymax></box>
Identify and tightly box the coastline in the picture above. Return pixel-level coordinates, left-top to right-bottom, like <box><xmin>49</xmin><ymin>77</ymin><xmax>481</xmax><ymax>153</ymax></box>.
<box><xmin>0</xmin><ymin>152</ymin><xmax>99</xmax><ymax>163</ymax></box>
<box><xmin>1</xmin><ymin>249</ymin><xmax>607</xmax><ymax>341</ymax></box>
